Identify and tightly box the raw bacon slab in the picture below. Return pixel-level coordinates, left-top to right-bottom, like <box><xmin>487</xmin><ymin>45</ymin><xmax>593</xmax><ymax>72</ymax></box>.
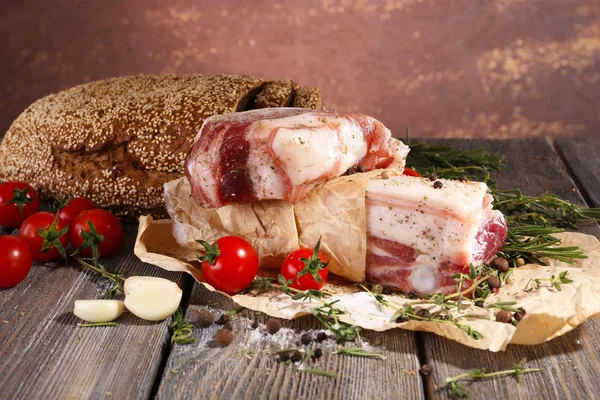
<box><xmin>185</xmin><ymin>108</ymin><xmax>409</xmax><ymax>208</ymax></box>
<box><xmin>365</xmin><ymin>175</ymin><xmax>507</xmax><ymax>295</ymax></box>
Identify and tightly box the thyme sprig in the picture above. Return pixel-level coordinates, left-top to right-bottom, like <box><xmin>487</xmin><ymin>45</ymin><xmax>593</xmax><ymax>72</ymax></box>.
<box><xmin>485</xmin><ymin>301</ymin><xmax>520</xmax><ymax>313</ymax></box>
<box><xmin>248</xmin><ymin>276</ymin><xmax>359</xmax><ymax>342</ymax></box>
<box><xmin>74</xmin><ymin>257</ymin><xmax>126</xmax><ymax>298</ymax></box>
<box><xmin>77</xmin><ymin>322</ymin><xmax>117</xmax><ymax>327</ymax></box>
<box><xmin>170</xmin><ymin>307</ymin><xmax>195</xmax><ymax>345</ymax></box>
<box><xmin>523</xmin><ymin>271</ymin><xmax>573</xmax><ymax>292</ymax></box>
<box><xmin>445</xmin><ymin>358</ymin><xmax>541</xmax><ymax>399</ymax></box>
<box><xmin>333</xmin><ymin>347</ymin><xmax>386</xmax><ymax>360</ymax></box>
<box><xmin>299</xmin><ymin>349</ymin><xmax>338</xmax><ymax>378</ymax></box>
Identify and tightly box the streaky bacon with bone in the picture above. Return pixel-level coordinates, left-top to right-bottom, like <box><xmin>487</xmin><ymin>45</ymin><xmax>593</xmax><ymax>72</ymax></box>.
<box><xmin>185</xmin><ymin>108</ymin><xmax>409</xmax><ymax>208</ymax></box>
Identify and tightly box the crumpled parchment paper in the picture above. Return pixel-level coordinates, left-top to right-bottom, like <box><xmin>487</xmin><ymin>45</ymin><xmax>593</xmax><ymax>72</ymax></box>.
<box><xmin>134</xmin><ymin>175</ymin><xmax>600</xmax><ymax>352</ymax></box>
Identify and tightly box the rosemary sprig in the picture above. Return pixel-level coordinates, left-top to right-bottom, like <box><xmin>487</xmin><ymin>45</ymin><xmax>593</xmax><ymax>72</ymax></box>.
<box><xmin>170</xmin><ymin>307</ymin><xmax>195</xmax><ymax>345</ymax></box>
<box><xmin>77</xmin><ymin>322</ymin><xmax>117</xmax><ymax>327</ymax></box>
<box><xmin>523</xmin><ymin>271</ymin><xmax>573</xmax><ymax>292</ymax></box>
<box><xmin>333</xmin><ymin>347</ymin><xmax>386</xmax><ymax>360</ymax></box>
<box><xmin>499</xmin><ymin>226</ymin><xmax>587</xmax><ymax>265</ymax></box>
<box><xmin>445</xmin><ymin>358</ymin><xmax>541</xmax><ymax>399</ymax></box>
<box><xmin>74</xmin><ymin>257</ymin><xmax>126</xmax><ymax>298</ymax></box>
<box><xmin>404</xmin><ymin>134</ymin><xmax>504</xmax><ymax>186</ymax></box>
<box><xmin>493</xmin><ymin>190</ymin><xmax>600</xmax><ymax>229</ymax></box>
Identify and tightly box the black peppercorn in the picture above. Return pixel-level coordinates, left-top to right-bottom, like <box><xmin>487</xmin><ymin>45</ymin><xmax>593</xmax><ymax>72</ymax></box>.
<box><xmin>458</xmin><ymin>175</ymin><xmax>468</xmax><ymax>182</ymax></box>
<box><xmin>427</xmin><ymin>173</ymin><xmax>437</xmax><ymax>181</ymax></box>
<box><xmin>496</xmin><ymin>310</ymin><xmax>513</xmax><ymax>323</ymax></box>
<box><xmin>433</xmin><ymin>180</ymin><xmax>443</xmax><ymax>189</ymax></box>
<box><xmin>383</xmin><ymin>286</ymin><xmax>394</xmax><ymax>295</ymax></box>
<box><xmin>251</xmin><ymin>321</ymin><xmax>259</xmax><ymax>329</ymax></box>
<box><xmin>279</xmin><ymin>352</ymin><xmax>290</xmax><ymax>362</ymax></box>
<box><xmin>356</xmin><ymin>166</ymin><xmax>365</xmax><ymax>173</ymax></box>
<box><xmin>193</xmin><ymin>309</ymin><xmax>214</xmax><ymax>328</ymax></box>
<box><xmin>395</xmin><ymin>315</ymin><xmax>407</xmax><ymax>323</ymax></box>
<box><xmin>266</xmin><ymin>318</ymin><xmax>281</xmax><ymax>334</ymax></box>
<box><xmin>408</xmin><ymin>290</ymin><xmax>419</xmax><ymax>299</ymax></box>
<box><xmin>487</xmin><ymin>276</ymin><xmax>501</xmax><ymax>290</ymax></box>
<box><xmin>215</xmin><ymin>314</ymin><xmax>230</xmax><ymax>326</ymax></box>
<box><xmin>490</xmin><ymin>257</ymin><xmax>509</xmax><ymax>273</ymax></box>
<box><xmin>313</xmin><ymin>348</ymin><xmax>323</xmax><ymax>359</ymax></box>
<box><xmin>300</xmin><ymin>333</ymin><xmax>312</xmax><ymax>345</ymax></box>
<box><xmin>474</xmin><ymin>301</ymin><xmax>484</xmax><ymax>308</ymax></box>
<box><xmin>291</xmin><ymin>351</ymin><xmax>303</xmax><ymax>363</ymax></box>
<box><xmin>514</xmin><ymin>307</ymin><xmax>527</xmax><ymax>322</ymax></box>
<box><xmin>416</xmin><ymin>309</ymin><xmax>431</xmax><ymax>319</ymax></box>
<box><xmin>316</xmin><ymin>332</ymin><xmax>328</xmax><ymax>342</ymax></box>
<box><xmin>419</xmin><ymin>364</ymin><xmax>432</xmax><ymax>376</ymax></box>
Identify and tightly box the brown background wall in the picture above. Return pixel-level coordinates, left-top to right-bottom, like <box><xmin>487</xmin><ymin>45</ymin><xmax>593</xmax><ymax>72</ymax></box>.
<box><xmin>1</xmin><ymin>0</ymin><xmax>599</xmax><ymax>139</ymax></box>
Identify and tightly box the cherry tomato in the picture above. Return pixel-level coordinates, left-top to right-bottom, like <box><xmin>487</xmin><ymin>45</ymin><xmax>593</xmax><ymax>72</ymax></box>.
<box><xmin>19</xmin><ymin>212</ymin><xmax>69</xmax><ymax>262</ymax></box>
<box><xmin>281</xmin><ymin>239</ymin><xmax>329</xmax><ymax>291</ymax></box>
<box><xmin>70</xmin><ymin>209</ymin><xmax>124</xmax><ymax>258</ymax></box>
<box><xmin>0</xmin><ymin>181</ymin><xmax>40</xmax><ymax>228</ymax></box>
<box><xmin>403</xmin><ymin>167</ymin><xmax>421</xmax><ymax>177</ymax></box>
<box><xmin>0</xmin><ymin>236</ymin><xmax>33</xmax><ymax>288</ymax></box>
<box><xmin>57</xmin><ymin>197</ymin><xmax>96</xmax><ymax>225</ymax></box>
<box><xmin>198</xmin><ymin>236</ymin><xmax>258</xmax><ymax>295</ymax></box>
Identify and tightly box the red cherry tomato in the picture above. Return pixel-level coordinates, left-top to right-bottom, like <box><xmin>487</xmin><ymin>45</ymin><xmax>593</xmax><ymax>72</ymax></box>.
<box><xmin>403</xmin><ymin>167</ymin><xmax>421</xmax><ymax>177</ymax></box>
<box><xmin>0</xmin><ymin>236</ymin><xmax>33</xmax><ymax>288</ymax></box>
<box><xmin>19</xmin><ymin>212</ymin><xmax>69</xmax><ymax>262</ymax></box>
<box><xmin>198</xmin><ymin>236</ymin><xmax>258</xmax><ymax>295</ymax></box>
<box><xmin>281</xmin><ymin>239</ymin><xmax>329</xmax><ymax>291</ymax></box>
<box><xmin>58</xmin><ymin>197</ymin><xmax>96</xmax><ymax>225</ymax></box>
<box><xmin>0</xmin><ymin>181</ymin><xmax>40</xmax><ymax>228</ymax></box>
<box><xmin>70</xmin><ymin>209</ymin><xmax>124</xmax><ymax>258</ymax></box>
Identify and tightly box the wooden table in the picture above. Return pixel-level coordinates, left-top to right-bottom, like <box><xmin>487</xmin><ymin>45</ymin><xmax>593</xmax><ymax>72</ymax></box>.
<box><xmin>1</xmin><ymin>138</ymin><xmax>599</xmax><ymax>400</ymax></box>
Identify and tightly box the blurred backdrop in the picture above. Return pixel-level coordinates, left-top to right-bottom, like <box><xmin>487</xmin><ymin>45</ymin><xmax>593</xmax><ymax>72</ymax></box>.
<box><xmin>1</xmin><ymin>0</ymin><xmax>599</xmax><ymax>139</ymax></box>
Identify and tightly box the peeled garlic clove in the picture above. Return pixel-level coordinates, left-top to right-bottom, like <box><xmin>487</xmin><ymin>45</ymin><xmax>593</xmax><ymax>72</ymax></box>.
<box><xmin>124</xmin><ymin>276</ymin><xmax>175</xmax><ymax>296</ymax></box>
<box><xmin>73</xmin><ymin>300</ymin><xmax>124</xmax><ymax>323</ymax></box>
<box><xmin>124</xmin><ymin>277</ymin><xmax>182</xmax><ymax>321</ymax></box>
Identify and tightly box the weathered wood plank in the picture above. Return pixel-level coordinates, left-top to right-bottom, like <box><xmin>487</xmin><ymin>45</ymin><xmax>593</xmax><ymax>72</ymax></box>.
<box><xmin>555</xmin><ymin>137</ymin><xmax>600</xmax><ymax>208</ymax></box>
<box><xmin>157</xmin><ymin>288</ymin><xmax>424</xmax><ymax>400</ymax></box>
<box><xmin>0</xmin><ymin>224</ymin><xmax>190</xmax><ymax>399</ymax></box>
<box><xmin>418</xmin><ymin>138</ymin><xmax>600</xmax><ymax>399</ymax></box>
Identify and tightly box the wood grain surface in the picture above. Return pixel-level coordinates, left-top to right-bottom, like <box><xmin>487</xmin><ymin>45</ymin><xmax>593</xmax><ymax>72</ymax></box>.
<box><xmin>1</xmin><ymin>139</ymin><xmax>599</xmax><ymax>400</ymax></box>
<box><xmin>555</xmin><ymin>137</ymin><xmax>600</xmax><ymax>208</ymax></box>
<box><xmin>418</xmin><ymin>138</ymin><xmax>600</xmax><ymax>400</ymax></box>
<box><xmin>0</xmin><ymin>224</ymin><xmax>190</xmax><ymax>400</ymax></box>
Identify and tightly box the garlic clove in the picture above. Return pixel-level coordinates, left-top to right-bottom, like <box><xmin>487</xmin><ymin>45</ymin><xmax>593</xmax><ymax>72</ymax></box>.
<box><xmin>73</xmin><ymin>300</ymin><xmax>124</xmax><ymax>323</ymax></box>
<box><xmin>123</xmin><ymin>277</ymin><xmax>182</xmax><ymax>321</ymax></box>
<box><xmin>124</xmin><ymin>276</ymin><xmax>175</xmax><ymax>296</ymax></box>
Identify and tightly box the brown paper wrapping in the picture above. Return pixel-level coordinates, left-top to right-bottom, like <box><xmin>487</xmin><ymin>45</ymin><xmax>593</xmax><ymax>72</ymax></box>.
<box><xmin>134</xmin><ymin>175</ymin><xmax>600</xmax><ymax>352</ymax></box>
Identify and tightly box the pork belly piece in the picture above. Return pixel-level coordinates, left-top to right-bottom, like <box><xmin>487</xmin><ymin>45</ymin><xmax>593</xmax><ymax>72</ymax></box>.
<box><xmin>185</xmin><ymin>108</ymin><xmax>409</xmax><ymax>208</ymax></box>
<box><xmin>365</xmin><ymin>175</ymin><xmax>507</xmax><ymax>296</ymax></box>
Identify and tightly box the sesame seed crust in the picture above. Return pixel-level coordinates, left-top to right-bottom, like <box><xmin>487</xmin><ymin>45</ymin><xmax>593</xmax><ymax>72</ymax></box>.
<box><xmin>292</xmin><ymin>87</ymin><xmax>324</xmax><ymax>109</ymax></box>
<box><xmin>254</xmin><ymin>80</ymin><xmax>299</xmax><ymax>109</ymax></box>
<box><xmin>0</xmin><ymin>74</ymin><xmax>324</xmax><ymax>218</ymax></box>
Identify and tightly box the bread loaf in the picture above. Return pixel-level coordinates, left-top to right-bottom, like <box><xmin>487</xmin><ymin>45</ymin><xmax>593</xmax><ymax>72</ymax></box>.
<box><xmin>0</xmin><ymin>74</ymin><xmax>323</xmax><ymax>217</ymax></box>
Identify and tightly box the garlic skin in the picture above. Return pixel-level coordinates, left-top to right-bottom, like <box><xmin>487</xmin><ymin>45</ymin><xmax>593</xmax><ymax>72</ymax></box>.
<box><xmin>123</xmin><ymin>276</ymin><xmax>182</xmax><ymax>321</ymax></box>
<box><xmin>73</xmin><ymin>300</ymin><xmax>124</xmax><ymax>323</ymax></box>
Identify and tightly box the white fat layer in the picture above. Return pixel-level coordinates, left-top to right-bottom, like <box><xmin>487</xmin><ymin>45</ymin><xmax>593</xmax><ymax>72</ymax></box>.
<box><xmin>366</xmin><ymin>176</ymin><xmax>492</xmax><ymax>265</ymax></box>
<box><xmin>187</xmin><ymin>128</ymin><xmax>225</xmax><ymax>207</ymax></box>
<box><xmin>246</xmin><ymin>113</ymin><xmax>368</xmax><ymax>198</ymax></box>
<box><xmin>410</xmin><ymin>265</ymin><xmax>438</xmax><ymax>293</ymax></box>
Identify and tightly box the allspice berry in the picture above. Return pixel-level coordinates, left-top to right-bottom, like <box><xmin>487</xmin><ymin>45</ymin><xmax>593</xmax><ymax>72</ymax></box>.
<box><xmin>300</xmin><ymin>333</ymin><xmax>312</xmax><ymax>345</ymax></box>
<box><xmin>192</xmin><ymin>308</ymin><xmax>214</xmax><ymax>328</ymax></box>
<box><xmin>495</xmin><ymin>310</ymin><xmax>513</xmax><ymax>324</ymax></box>
<box><xmin>427</xmin><ymin>173</ymin><xmax>437</xmax><ymax>181</ymax></box>
<box><xmin>266</xmin><ymin>318</ymin><xmax>281</xmax><ymax>334</ymax></box>
<box><xmin>316</xmin><ymin>332</ymin><xmax>328</xmax><ymax>342</ymax></box>
<box><xmin>433</xmin><ymin>180</ymin><xmax>444</xmax><ymax>189</ymax></box>
<box><xmin>415</xmin><ymin>309</ymin><xmax>431</xmax><ymax>319</ymax></box>
<box><xmin>514</xmin><ymin>307</ymin><xmax>527</xmax><ymax>322</ymax></box>
<box><xmin>487</xmin><ymin>276</ymin><xmax>502</xmax><ymax>290</ymax></box>
<box><xmin>215</xmin><ymin>328</ymin><xmax>233</xmax><ymax>346</ymax></box>
<box><xmin>490</xmin><ymin>257</ymin><xmax>509</xmax><ymax>273</ymax></box>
